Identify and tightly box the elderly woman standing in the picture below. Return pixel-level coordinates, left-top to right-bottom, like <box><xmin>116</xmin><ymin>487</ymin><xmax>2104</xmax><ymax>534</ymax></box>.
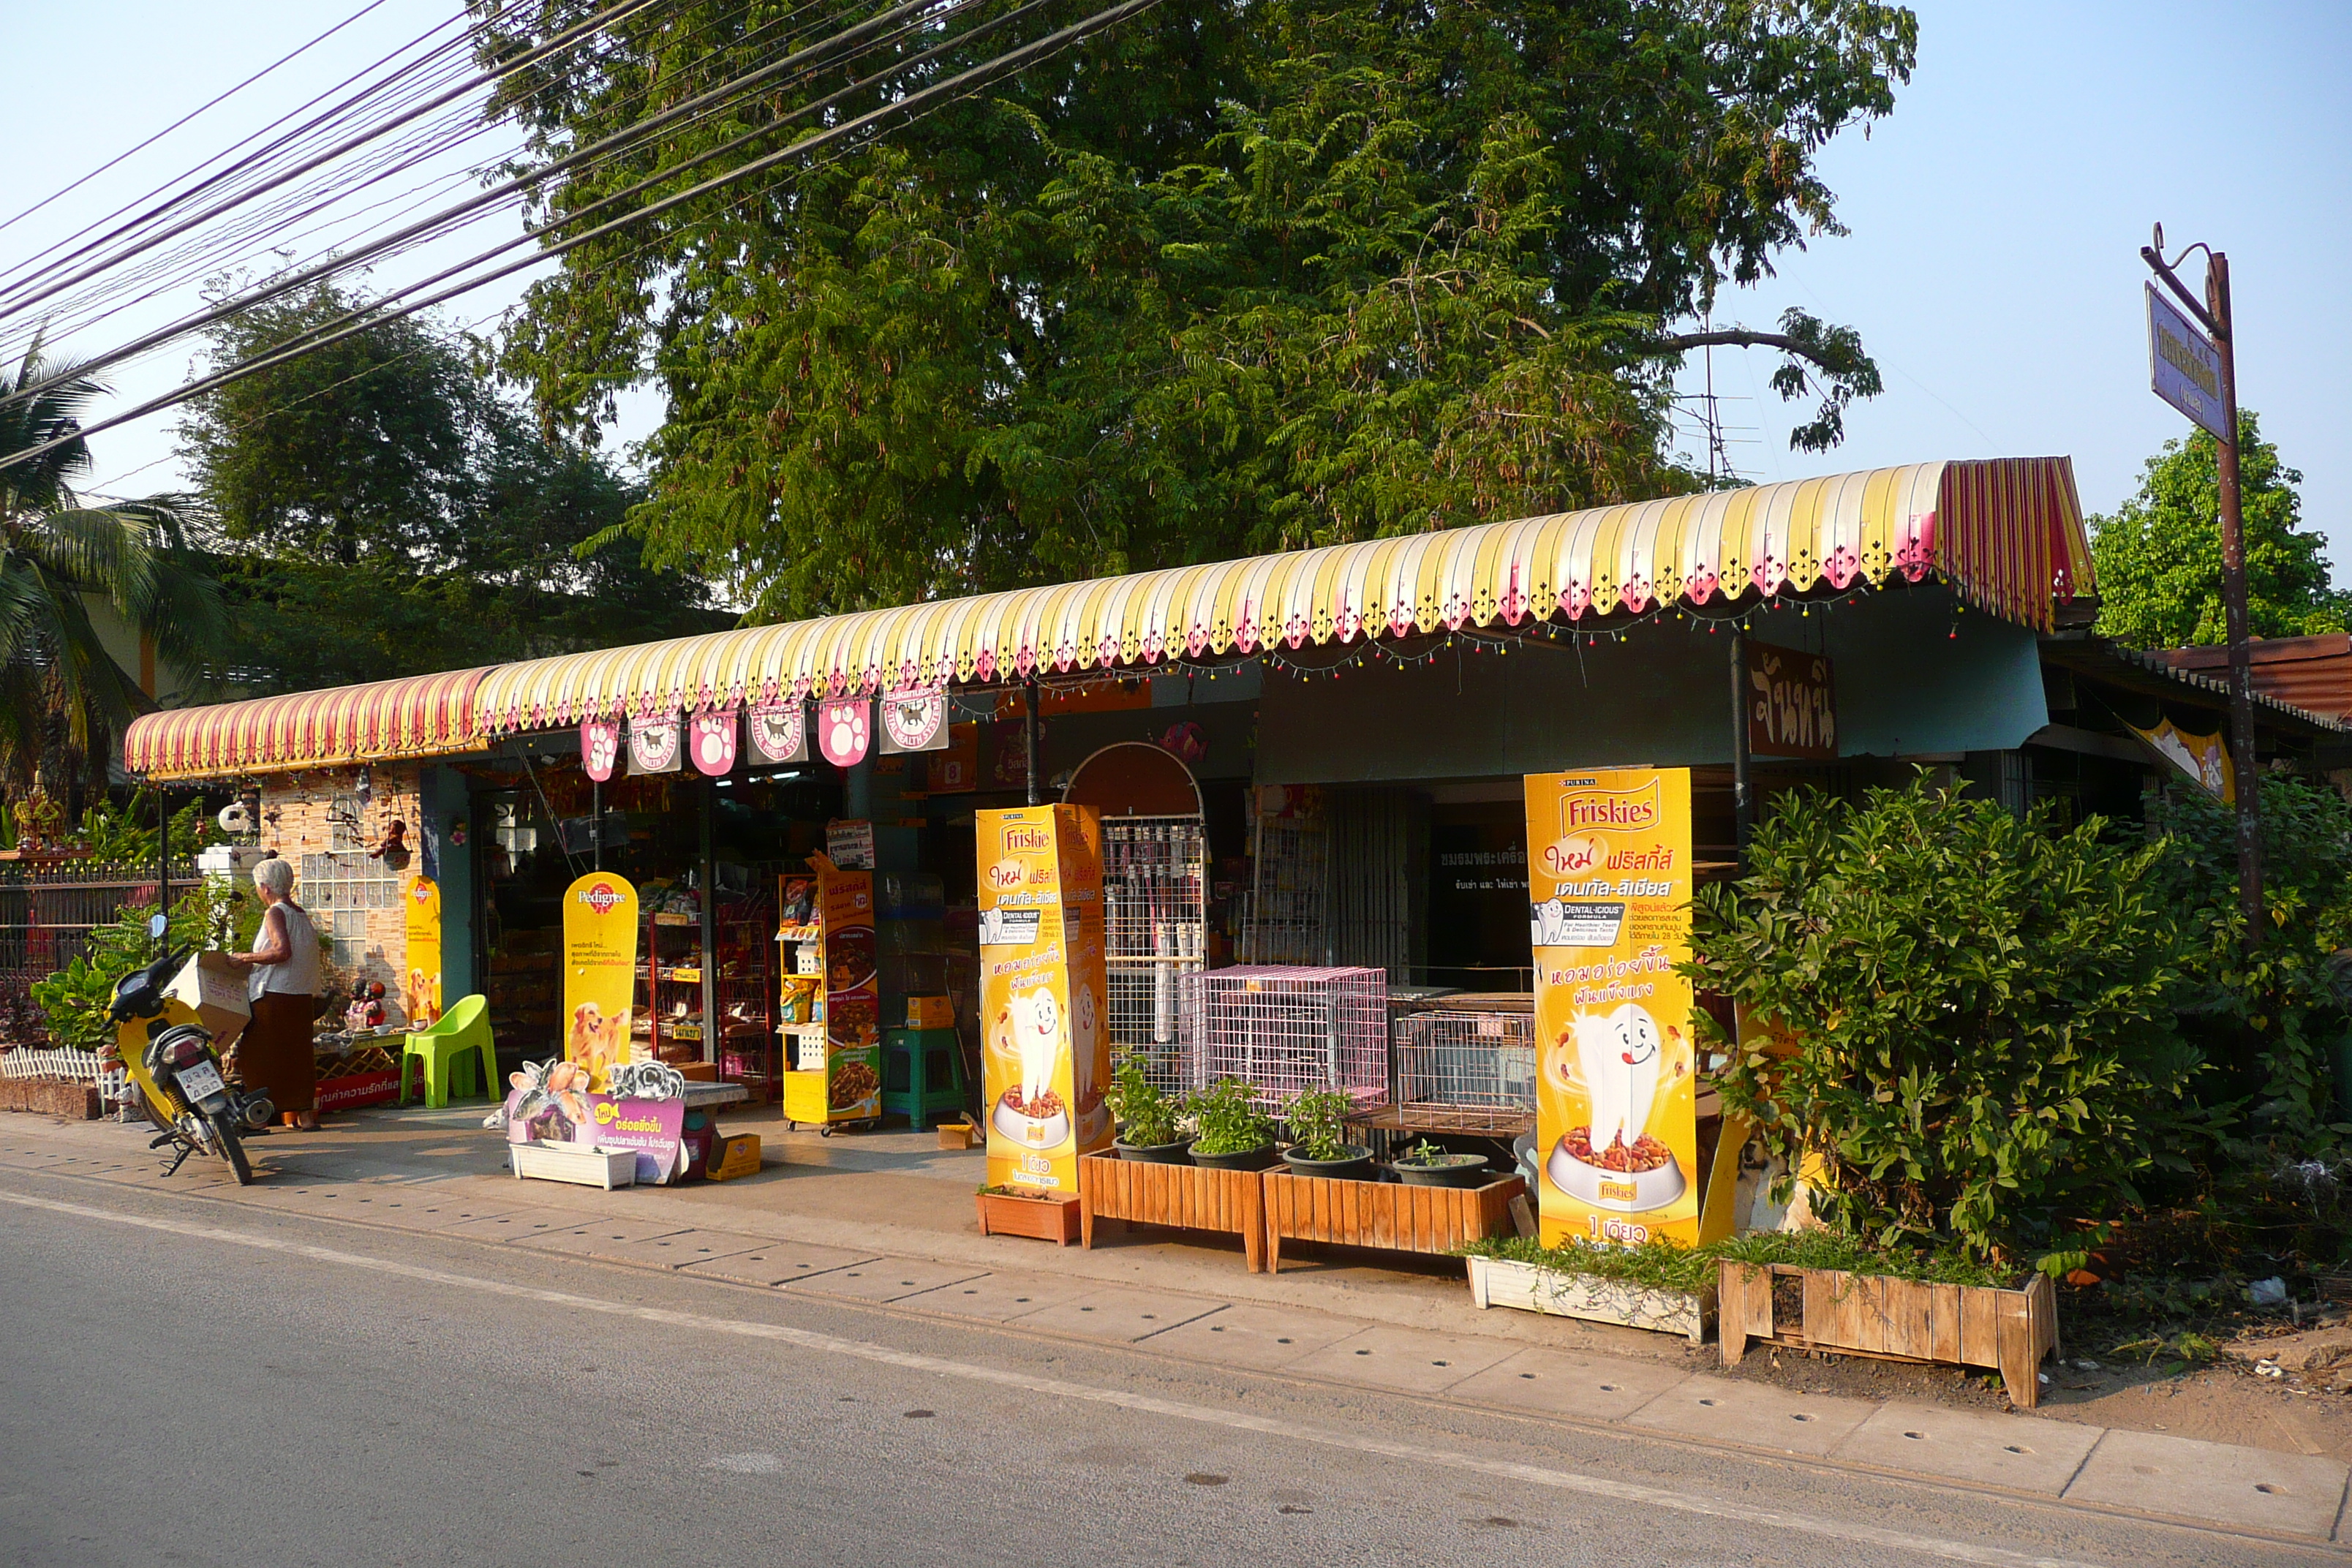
<box><xmin>227</xmin><ymin>856</ymin><xmax>323</xmax><ymax>1130</ymax></box>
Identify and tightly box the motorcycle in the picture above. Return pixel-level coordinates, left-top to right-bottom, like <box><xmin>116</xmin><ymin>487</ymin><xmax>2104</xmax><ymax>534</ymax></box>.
<box><xmin>105</xmin><ymin>916</ymin><xmax>275</xmax><ymax>1185</ymax></box>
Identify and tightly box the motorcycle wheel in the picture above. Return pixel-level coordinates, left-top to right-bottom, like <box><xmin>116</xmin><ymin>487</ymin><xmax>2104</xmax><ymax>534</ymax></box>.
<box><xmin>200</xmin><ymin>1109</ymin><xmax>255</xmax><ymax>1186</ymax></box>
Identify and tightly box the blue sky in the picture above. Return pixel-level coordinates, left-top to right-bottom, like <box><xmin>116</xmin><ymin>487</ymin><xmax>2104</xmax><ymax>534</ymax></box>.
<box><xmin>9</xmin><ymin>1</ymin><xmax>2348</xmax><ymax>564</ymax></box>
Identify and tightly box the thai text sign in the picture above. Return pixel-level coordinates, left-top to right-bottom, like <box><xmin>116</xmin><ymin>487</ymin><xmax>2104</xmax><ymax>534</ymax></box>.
<box><xmin>1524</xmin><ymin>768</ymin><xmax>1701</xmax><ymax>1249</ymax></box>
<box><xmin>1746</xmin><ymin>641</ymin><xmax>1836</xmax><ymax>760</ymax></box>
<box><xmin>2147</xmin><ymin>284</ymin><xmax>2229</xmax><ymax>440</ymax></box>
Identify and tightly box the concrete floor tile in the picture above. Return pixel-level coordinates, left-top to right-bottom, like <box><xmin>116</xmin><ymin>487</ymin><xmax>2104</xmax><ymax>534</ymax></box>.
<box><xmin>1284</xmin><ymin>1324</ymin><xmax>1517</xmax><ymax>1395</ymax></box>
<box><xmin>1011</xmin><ymin>1289</ymin><xmax>1224</xmax><ymax>1342</ymax></box>
<box><xmin>2064</xmin><ymin>1426</ymin><xmax>2350</xmax><ymax>1537</ymax></box>
<box><xmin>1623</xmin><ymin>1374</ymin><xmax>1873</xmax><ymax>1456</ymax></box>
<box><xmin>785</xmin><ymin>1256</ymin><xmax>989</xmax><ymax>1302</ymax></box>
<box><xmin>598</xmin><ymin>1229</ymin><xmax>776</xmax><ymax>1270</ymax></box>
<box><xmin>679</xmin><ymin>1241</ymin><xmax>877</xmax><ymax>1288</ymax></box>
<box><xmin>1831</xmin><ymin>1403</ymin><xmax>2101</xmax><ymax>1496</ymax></box>
<box><xmin>511</xmin><ymin>1216</ymin><xmax>696</xmax><ymax>1256</ymax></box>
<box><xmin>1441</xmin><ymin>1348</ymin><xmax>1694</xmax><ymax>1422</ymax></box>
<box><xmin>320</xmin><ymin>1193</ymin><xmax>517</xmax><ymax>1232</ymax></box>
<box><xmin>439</xmin><ymin>1207</ymin><xmax>600</xmax><ymax>1241</ymax></box>
<box><xmin>22</xmin><ymin>1153</ymin><xmax>132</xmax><ymax>1178</ymax></box>
<box><xmin>1123</xmin><ymin>1303</ymin><xmax>1359</xmax><ymax>1370</ymax></box>
<box><xmin>896</xmin><ymin>1272</ymin><xmax>1091</xmax><ymax>1322</ymax></box>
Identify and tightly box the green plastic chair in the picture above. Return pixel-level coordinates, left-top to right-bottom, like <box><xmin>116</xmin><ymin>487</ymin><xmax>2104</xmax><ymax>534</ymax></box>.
<box><xmin>400</xmin><ymin>994</ymin><xmax>496</xmax><ymax>1108</ymax></box>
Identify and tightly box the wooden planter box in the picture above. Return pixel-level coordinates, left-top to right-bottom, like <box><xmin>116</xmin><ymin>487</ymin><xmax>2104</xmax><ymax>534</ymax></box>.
<box><xmin>1262</xmin><ymin>1170</ymin><xmax>1525</xmax><ymax>1275</ymax></box>
<box><xmin>510</xmin><ymin>1142</ymin><xmax>637</xmax><ymax>1189</ymax></box>
<box><xmin>1719</xmin><ymin>1262</ymin><xmax>2059</xmax><ymax>1409</ymax></box>
<box><xmin>1466</xmin><ymin>1254</ymin><xmax>1712</xmax><ymax>1344</ymax></box>
<box><xmin>976</xmin><ymin>1188</ymin><xmax>1082</xmax><ymax>1245</ymax></box>
<box><xmin>1078</xmin><ymin>1151</ymin><xmax>1266</xmax><ymax>1272</ymax></box>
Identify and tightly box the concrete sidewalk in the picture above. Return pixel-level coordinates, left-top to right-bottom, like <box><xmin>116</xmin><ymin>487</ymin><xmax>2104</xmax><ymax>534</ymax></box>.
<box><xmin>5</xmin><ymin>1106</ymin><xmax>2349</xmax><ymax>1547</ymax></box>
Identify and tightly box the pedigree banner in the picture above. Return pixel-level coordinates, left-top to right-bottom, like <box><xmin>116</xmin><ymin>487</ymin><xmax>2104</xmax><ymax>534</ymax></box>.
<box><xmin>401</xmin><ymin>873</ymin><xmax>442</xmax><ymax>1026</ymax></box>
<box><xmin>561</xmin><ymin>871</ymin><xmax>638</xmax><ymax>1091</ymax></box>
<box><xmin>977</xmin><ymin>804</ymin><xmax>1111</xmax><ymax>1192</ymax></box>
<box><xmin>1523</xmin><ymin>768</ymin><xmax>1700</xmax><ymax>1248</ymax></box>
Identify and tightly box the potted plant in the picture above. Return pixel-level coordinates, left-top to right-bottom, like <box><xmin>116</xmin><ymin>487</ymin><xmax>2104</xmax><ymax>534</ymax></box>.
<box><xmin>1107</xmin><ymin>1055</ymin><xmax>1189</xmax><ymax>1163</ymax></box>
<box><xmin>1279</xmin><ymin>1088</ymin><xmax>1373</xmax><ymax>1180</ymax></box>
<box><xmin>974</xmin><ymin>1183</ymin><xmax>1082</xmax><ymax>1244</ymax></box>
<box><xmin>1390</xmin><ymin>1138</ymin><xmax>1490</xmax><ymax>1188</ymax></box>
<box><xmin>1182</xmin><ymin>1077</ymin><xmax>1278</xmax><ymax>1170</ymax></box>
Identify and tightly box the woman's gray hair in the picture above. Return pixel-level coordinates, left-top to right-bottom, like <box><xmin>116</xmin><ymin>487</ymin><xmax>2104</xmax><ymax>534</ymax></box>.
<box><xmin>253</xmin><ymin>856</ymin><xmax>295</xmax><ymax>897</ymax></box>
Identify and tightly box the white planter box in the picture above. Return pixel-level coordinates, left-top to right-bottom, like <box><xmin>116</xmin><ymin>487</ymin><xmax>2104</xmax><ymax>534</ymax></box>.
<box><xmin>510</xmin><ymin>1141</ymin><xmax>637</xmax><ymax>1190</ymax></box>
<box><xmin>1465</xmin><ymin>1254</ymin><xmax>1713</xmax><ymax>1345</ymax></box>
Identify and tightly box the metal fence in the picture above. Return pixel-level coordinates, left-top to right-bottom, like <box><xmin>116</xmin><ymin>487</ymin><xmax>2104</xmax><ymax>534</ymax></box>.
<box><xmin>0</xmin><ymin>859</ymin><xmax>200</xmax><ymax>1025</ymax></box>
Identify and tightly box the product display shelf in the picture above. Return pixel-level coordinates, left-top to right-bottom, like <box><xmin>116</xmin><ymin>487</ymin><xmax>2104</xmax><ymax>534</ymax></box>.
<box><xmin>777</xmin><ymin>858</ymin><xmax>882</xmax><ymax>1132</ymax></box>
<box><xmin>643</xmin><ymin>904</ymin><xmax>706</xmax><ymax>1066</ymax></box>
<box><xmin>713</xmin><ymin>886</ymin><xmax>779</xmax><ymax>1102</ymax></box>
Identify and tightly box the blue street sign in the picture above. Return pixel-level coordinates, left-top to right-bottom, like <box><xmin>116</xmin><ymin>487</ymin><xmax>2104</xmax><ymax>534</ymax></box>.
<box><xmin>2146</xmin><ymin>283</ymin><xmax>2230</xmax><ymax>440</ymax></box>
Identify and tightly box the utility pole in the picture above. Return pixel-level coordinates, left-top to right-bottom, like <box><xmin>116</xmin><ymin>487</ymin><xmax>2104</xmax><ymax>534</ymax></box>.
<box><xmin>2142</xmin><ymin>227</ymin><xmax>2261</xmax><ymax>937</ymax></box>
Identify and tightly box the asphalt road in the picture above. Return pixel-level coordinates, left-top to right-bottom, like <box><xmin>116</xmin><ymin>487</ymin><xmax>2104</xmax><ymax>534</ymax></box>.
<box><xmin>0</xmin><ymin>1169</ymin><xmax>2334</xmax><ymax>1568</ymax></box>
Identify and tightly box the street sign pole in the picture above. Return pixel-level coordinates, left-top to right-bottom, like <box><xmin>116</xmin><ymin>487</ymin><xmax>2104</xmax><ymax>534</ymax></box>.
<box><xmin>2142</xmin><ymin>228</ymin><xmax>2261</xmax><ymax>938</ymax></box>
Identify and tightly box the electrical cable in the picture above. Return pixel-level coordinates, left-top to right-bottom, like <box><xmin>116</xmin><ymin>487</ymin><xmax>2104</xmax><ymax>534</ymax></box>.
<box><xmin>2</xmin><ymin>0</ymin><xmax>1015</xmax><ymax>407</ymax></box>
<box><xmin>0</xmin><ymin>0</ymin><xmax>674</xmax><ymax>326</ymax></box>
<box><xmin>3</xmin><ymin>0</ymin><xmax>1160</xmax><ymax>475</ymax></box>
<box><xmin>0</xmin><ymin>0</ymin><xmax>403</xmax><ymax>241</ymax></box>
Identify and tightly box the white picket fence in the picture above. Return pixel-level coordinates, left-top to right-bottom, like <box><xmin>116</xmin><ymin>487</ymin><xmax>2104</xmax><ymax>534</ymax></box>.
<box><xmin>0</xmin><ymin>1047</ymin><xmax>106</xmax><ymax>1082</ymax></box>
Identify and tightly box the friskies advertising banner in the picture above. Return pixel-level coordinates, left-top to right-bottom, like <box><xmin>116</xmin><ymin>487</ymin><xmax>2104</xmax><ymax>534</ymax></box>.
<box><xmin>1523</xmin><ymin>768</ymin><xmax>1700</xmax><ymax>1248</ymax></box>
<box><xmin>976</xmin><ymin>804</ymin><xmax>1112</xmax><ymax>1193</ymax></box>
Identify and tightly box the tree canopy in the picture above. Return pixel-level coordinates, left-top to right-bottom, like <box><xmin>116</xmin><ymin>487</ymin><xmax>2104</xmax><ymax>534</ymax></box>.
<box><xmin>2089</xmin><ymin>410</ymin><xmax>2342</xmax><ymax>650</ymax></box>
<box><xmin>174</xmin><ymin>277</ymin><xmax>723</xmax><ymax>691</ymax></box>
<box><xmin>478</xmin><ymin>0</ymin><xmax>1917</xmax><ymax>620</ymax></box>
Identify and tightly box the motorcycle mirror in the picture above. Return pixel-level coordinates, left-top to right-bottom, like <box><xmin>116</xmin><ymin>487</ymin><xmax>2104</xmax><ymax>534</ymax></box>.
<box><xmin>148</xmin><ymin>913</ymin><xmax>169</xmax><ymax>941</ymax></box>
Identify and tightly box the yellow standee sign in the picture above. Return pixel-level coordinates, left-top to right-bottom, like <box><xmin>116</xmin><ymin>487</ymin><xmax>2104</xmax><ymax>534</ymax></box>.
<box><xmin>976</xmin><ymin>804</ymin><xmax>1112</xmax><ymax>1192</ymax></box>
<box><xmin>401</xmin><ymin>873</ymin><xmax>442</xmax><ymax>1026</ymax></box>
<box><xmin>561</xmin><ymin>870</ymin><xmax>639</xmax><ymax>1091</ymax></box>
<box><xmin>1523</xmin><ymin>768</ymin><xmax>1702</xmax><ymax>1248</ymax></box>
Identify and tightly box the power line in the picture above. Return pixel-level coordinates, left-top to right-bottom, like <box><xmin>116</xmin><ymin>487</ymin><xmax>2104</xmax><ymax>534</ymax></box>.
<box><xmin>0</xmin><ymin>0</ymin><xmax>404</xmax><ymax>242</ymax></box>
<box><xmin>0</xmin><ymin>0</ymin><xmax>1160</xmax><ymax>475</ymax></box>
<box><xmin>3</xmin><ymin>0</ymin><xmax>1014</xmax><ymax>410</ymax></box>
<box><xmin>0</xmin><ymin>0</ymin><xmax>672</xmax><ymax>328</ymax></box>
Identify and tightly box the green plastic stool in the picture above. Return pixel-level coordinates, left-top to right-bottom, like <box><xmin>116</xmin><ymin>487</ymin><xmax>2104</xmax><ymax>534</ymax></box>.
<box><xmin>400</xmin><ymin>993</ymin><xmax>497</xmax><ymax>1108</ymax></box>
<box><xmin>881</xmin><ymin>1027</ymin><xmax>965</xmax><ymax>1127</ymax></box>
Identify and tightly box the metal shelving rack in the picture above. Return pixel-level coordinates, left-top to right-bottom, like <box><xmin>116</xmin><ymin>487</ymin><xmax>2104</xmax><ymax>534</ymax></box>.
<box><xmin>1102</xmin><ymin>815</ymin><xmax>1206</xmax><ymax>1093</ymax></box>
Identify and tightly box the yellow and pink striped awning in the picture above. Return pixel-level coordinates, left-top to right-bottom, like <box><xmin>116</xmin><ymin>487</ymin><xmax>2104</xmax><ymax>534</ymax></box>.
<box><xmin>124</xmin><ymin>668</ymin><xmax>489</xmax><ymax>782</ymax></box>
<box><xmin>475</xmin><ymin>457</ymin><xmax>2089</xmax><ymax>728</ymax></box>
<box><xmin>123</xmin><ymin>457</ymin><xmax>2091</xmax><ymax>777</ymax></box>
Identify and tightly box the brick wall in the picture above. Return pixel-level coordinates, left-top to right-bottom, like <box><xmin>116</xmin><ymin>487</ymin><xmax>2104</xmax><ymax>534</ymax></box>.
<box><xmin>257</xmin><ymin>763</ymin><xmax>422</xmax><ymax>1007</ymax></box>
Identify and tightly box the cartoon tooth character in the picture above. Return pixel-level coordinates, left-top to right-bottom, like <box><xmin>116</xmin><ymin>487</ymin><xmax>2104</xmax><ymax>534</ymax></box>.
<box><xmin>1012</xmin><ymin>985</ymin><xmax>1063</xmax><ymax>1110</ymax></box>
<box><xmin>1530</xmin><ymin>898</ymin><xmax>1567</xmax><ymax>948</ymax></box>
<box><xmin>1572</xmin><ymin>1003</ymin><xmax>1665</xmax><ymax>1152</ymax></box>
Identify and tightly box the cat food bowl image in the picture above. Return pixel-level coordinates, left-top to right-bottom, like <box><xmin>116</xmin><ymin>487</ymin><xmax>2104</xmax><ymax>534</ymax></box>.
<box><xmin>990</xmin><ymin>1088</ymin><xmax>1071</xmax><ymax>1148</ymax></box>
<box><xmin>1545</xmin><ymin>1128</ymin><xmax>1686</xmax><ymax>1211</ymax></box>
<box><xmin>1073</xmin><ymin>1088</ymin><xmax>1112</xmax><ymax>1146</ymax></box>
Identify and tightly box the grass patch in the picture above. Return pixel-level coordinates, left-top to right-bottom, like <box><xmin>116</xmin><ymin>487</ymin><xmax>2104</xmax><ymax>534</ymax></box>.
<box><xmin>1460</xmin><ymin>1229</ymin><xmax>2014</xmax><ymax>1294</ymax></box>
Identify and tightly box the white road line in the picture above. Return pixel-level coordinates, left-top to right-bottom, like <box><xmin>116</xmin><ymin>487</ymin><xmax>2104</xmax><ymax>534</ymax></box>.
<box><xmin>1</xmin><ymin>1189</ymin><xmax>2108</xmax><ymax>1568</ymax></box>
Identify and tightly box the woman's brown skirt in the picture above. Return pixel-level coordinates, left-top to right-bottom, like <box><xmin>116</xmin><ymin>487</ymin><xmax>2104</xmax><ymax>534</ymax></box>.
<box><xmin>238</xmin><ymin>991</ymin><xmax>317</xmax><ymax>1113</ymax></box>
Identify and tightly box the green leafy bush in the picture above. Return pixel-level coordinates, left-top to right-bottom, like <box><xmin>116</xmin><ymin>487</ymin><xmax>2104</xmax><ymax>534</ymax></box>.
<box><xmin>1686</xmin><ymin>778</ymin><xmax>2201</xmax><ymax>1272</ymax></box>
<box><xmin>1460</xmin><ymin>1229</ymin><xmax>2011</xmax><ymax>1294</ymax></box>
<box><xmin>1107</xmin><ymin>1055</ymin><xmax>1181</xmax><ymax>1147</ymax></box>
<box><xmin>2146</xmin><ymin>774</ymin><xmax>2352</xmax><ymax>1150</ymax></box>
<box><xmin>1284</xmin><ymin>1088</ymin><xmax>1357</xmax><ymax>1160</ymax></box>
<box><xmin>1183</xmin><ymin>1078</ymin><xmax>1273</xmax><ymax>1157</ymax></box>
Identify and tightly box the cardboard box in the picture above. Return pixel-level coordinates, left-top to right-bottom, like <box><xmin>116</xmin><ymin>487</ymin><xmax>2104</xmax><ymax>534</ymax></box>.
<box><xmin>706</xmin><ymin>1133</ymin><xmax>763</xmax><ymax>1181</ymax></box>
<box><xmin>905</xmin><ymin>994</ymin><xmax>954</xmax><ymax>1030</ymax></box>
<box><xmin>164</xmin><ymin>951</ymin><xmax>252</xmax><ymax>1044</ymax></box>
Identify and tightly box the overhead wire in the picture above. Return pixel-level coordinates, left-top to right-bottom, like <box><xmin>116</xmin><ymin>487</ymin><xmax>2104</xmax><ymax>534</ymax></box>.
<box><xmin>0</xmin><ymin>0</ymin><xmax>674</xmax><ymax>327</ymax></box>
<box><xmin>2</xmin><ymin>0</ymin><xmax>1162</xmax><ymax>475</ymax></box>
<box><xmin>0</xmin><ymin>0</ymin><xmax>893</xmax><ymax>372</ymax></box>
<box><xmin>2</xmin><ymin>0</ymin><xmax>1006</xmax><ymax>405</ymax></box>
<box><xmin>0</xmin><ymin>0</ymin><xmax>404</xmax><ymax>242</ymax></box>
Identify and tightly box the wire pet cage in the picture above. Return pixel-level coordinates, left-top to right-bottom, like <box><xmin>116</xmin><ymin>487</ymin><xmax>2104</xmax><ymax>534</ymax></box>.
<box><xmin>1391</xmin><ymin>1009</ymin><xmax>1537</xmax><ymax>1135</ymax></box>
<box><xmin>1177</xmin><ymin>965</ymin><xmax>1386</xmax><ymax>1108</ymax></box>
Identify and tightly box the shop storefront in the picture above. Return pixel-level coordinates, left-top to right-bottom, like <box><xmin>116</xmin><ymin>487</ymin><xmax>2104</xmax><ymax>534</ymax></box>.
<box><xmin>120</xmin><ymin>456</ymin><xmax>2348</xmax><ymax>1199</ymax></box>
